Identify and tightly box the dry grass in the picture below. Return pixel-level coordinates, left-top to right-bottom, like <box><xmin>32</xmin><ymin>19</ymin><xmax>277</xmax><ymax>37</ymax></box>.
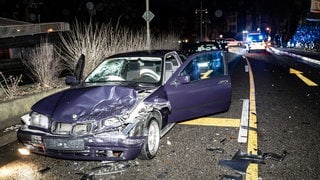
<box><xmin>58</xmin><ymin>19</ymin><xmax>180</xmax><ymax>77</ymax></box>
<box><xmin>1</xmin><ymin>20</ymin><xmax>180</xmax><ymax>101</ymax></box>
<box><xmin>57</xmin><ymin>19</ymin><xmax>109</xmax><ymax>77</ymax></box>
<box><xmin>0</xmin><ymin>72</ymin><xmax>22</xmax><ymax>99</ymax></box>
<box><xmin>22</xmin><ymin>39</ymin><xmax>63</xmax><ymax>88</ymax></box>
<box><xmin>151</xmin><ymin>33</ymin><xmax>180</xmax><ymax>50</ymax></box>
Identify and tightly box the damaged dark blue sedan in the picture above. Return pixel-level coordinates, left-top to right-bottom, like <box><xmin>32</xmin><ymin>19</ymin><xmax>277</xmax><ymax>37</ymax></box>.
<box><xmin>17</xmin><ymin>49</ymin><xmax>231</xmax><ymax>161</ymax></box>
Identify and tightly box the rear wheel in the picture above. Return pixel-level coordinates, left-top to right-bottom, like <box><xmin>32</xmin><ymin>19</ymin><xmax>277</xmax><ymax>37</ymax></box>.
<box><xmin>138</xmin><ymin>118</ymin><xmax>160</xmax><ymax>160</ymax></box>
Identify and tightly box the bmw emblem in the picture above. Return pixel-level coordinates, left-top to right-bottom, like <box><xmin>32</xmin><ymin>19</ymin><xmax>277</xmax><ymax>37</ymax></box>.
<box><xmin>72</xmin><ymin>114</ymin><xmax>78</xmax><ymax>120</ymax></box>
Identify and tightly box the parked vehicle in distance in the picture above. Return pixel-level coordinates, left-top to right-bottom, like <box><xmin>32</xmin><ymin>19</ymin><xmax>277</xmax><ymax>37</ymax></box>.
<box><xmin>245</xmin><ymin>32</ymin><xmax>267</xmax><ymax>53</ymax></box>
<box><xmin>17</xmin><ymin>50</ymin><xmax>232</xmax><ymax>161</ymax></box>
<box><xmin>180</xmin><ymin>41</ymin><xmax>221</xmax><ymax>56</ymax></box>
<box><xmin>225</xmin><ymin>38</ymin><xmax>241</xmax><ymax>47</ymax></box>
<box><xmin>213</xmin><ymin>38</ymin><xmax>229</xmax><ymax>52</ymax></box>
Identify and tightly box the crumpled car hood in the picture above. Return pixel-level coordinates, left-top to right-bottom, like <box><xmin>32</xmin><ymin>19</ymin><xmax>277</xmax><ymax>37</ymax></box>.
<box><xmin>32</xmin><ymin>85</ymin><xmax>137</xmax><ymax>123</ymax></box>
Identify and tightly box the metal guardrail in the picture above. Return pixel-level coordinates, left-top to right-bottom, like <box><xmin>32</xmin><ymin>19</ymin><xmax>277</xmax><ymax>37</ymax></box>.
<box><xmin>0</xmin><ymin>22</ymin><xmax>70</xmax><ymax>38</ymax></box>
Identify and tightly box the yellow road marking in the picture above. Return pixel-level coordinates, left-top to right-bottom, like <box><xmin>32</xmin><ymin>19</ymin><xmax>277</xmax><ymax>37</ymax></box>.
<box><xmin>290</xmin><ymin>68</ymin><xmax>318</xmax><ymax>86</ymax></box>
<box><xmin>179</xmin><ymin>117</ymin><xmax>240</xmax><ymax>127</ymax></box>
<box><xmin>243</xmin><ymin>56</ymin><xmax>259</xmax><ymax>180</ymax></box>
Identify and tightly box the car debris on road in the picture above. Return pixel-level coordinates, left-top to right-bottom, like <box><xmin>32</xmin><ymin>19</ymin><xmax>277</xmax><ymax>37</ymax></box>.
<box><xmin>219</xmin><ymin>149</ymin><xmax>287</xmax><ymax>175</ymax></box>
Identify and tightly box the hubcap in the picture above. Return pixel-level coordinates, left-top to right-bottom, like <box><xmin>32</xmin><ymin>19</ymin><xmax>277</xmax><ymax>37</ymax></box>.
<box><xmin>148</xmin><ymin>120</ymin><xmax>160</xmax><ymax>155</ymax></box>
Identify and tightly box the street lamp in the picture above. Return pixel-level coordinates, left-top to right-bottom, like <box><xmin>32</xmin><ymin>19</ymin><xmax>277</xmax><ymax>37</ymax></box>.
<box><xmin>266</xmin><ymin>27</ymin><xmax>271</xmax><ymax>35</ymax></box>
<box><xmin>195</xmin><ymin>2</ymin><xmax>208</xmax><ymax>41</ymax></box>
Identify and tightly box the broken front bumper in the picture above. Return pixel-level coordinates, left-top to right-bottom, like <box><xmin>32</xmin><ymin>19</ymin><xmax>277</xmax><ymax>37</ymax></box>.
<box><xmin>17</xmin><ymin>128</ymin><xmax>145</xmax><ymax>161</ymax></box>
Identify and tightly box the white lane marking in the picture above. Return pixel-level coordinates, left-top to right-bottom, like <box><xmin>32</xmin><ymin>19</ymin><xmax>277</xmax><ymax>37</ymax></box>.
<box><xmin>238</xmin><ymin>99</ymin><xmax>249</xmax><ymax>143</ymax></box>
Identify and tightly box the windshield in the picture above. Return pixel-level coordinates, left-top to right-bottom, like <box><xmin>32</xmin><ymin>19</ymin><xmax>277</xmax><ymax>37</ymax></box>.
<box><xmin>85</xmin><ymin>57</ymin><xmax>163</xmax><ymax>84</ymax></box>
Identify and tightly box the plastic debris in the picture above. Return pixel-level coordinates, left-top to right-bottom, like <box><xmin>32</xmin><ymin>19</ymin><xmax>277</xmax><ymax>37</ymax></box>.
<box><xmin>79</xmin><ymin>161</ymin><xmax>129</xmax><ymax>179</ymax></box>
<box><xmin>3</xmin><ymin>125</ymin><xmax>21</xmax><ymax>133</ymax></box>
<box><xmin>206</xmin><ymin>147</ymin><xmax>224</xmax><ymax>153</ymax></box>
<box><xmin>220</xmin><ymin>174</ymin><xmax>243</xmax><ymax>180</ymax></box>
<box><xmin>38</xmin><ymin>167</ymin><xmax>50</xmax><ymax>174</ymax></box>
<box><xmin>167</xmin><ymin>140</ymin><xmax>172</xmax><ymax>145</ymax></box>
<box><xmin>220</xmin><ymin>138</ymin><xmax>227</xmax><ymax>144</ymax></box>
<box><xmin>219</xmin><ymin>149</ymin><xmax>287</xmax><ymax>174</ymax></box>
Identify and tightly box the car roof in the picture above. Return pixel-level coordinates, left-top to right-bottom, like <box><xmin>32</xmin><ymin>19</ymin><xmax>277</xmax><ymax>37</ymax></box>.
<box><xmin>108</xmin><ymin>50</ymin><xmax>177</xmax><ymax>58</ymax></box>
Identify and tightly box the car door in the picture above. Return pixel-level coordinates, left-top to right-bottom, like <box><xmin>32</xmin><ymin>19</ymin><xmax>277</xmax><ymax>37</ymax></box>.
<box><xmin>164</xmin><ymin>50</ymin><xmax>231</xmax><ymax>123</ymax></box>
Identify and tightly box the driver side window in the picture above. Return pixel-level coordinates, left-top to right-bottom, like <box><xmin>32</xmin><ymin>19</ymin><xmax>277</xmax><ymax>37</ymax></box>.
<box><xmin>180</xmin><ymin>51</ymin><xmax>225</xmax><ymax>82</ymax></box>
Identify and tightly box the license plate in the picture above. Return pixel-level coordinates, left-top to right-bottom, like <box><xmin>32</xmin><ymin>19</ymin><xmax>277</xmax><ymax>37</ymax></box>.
<box><xmin>44</xmin><ymin>138</ymin><xmax>85</xmax><ymax>150</ymax></box>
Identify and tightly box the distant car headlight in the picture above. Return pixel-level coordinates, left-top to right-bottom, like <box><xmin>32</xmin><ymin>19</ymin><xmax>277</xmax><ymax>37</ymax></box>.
<box><xmin>101</xmin><ymin>117</ymin><xmax>123</xmax><ymax>128</ymax></box>
<box><xmin>29</xmin><ymin>112</ymin><xmax>50</xmax><ymax>129</ymax></box>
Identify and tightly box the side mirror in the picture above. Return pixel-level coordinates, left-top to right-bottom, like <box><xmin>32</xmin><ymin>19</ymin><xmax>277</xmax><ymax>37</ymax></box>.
<box><xmin>74</xmin><ymin>54</ymin><xmax>85</xmax><ymax>83</ymax></box>
<box><xmin>65</xmin><ymin>75</ymin><xmax>78</xmax><ymax>86</ymax></box>
<box><xmin>172</xmin><ymin>75</ymin><xmax>190</xmax><ymax>85</ymax></box>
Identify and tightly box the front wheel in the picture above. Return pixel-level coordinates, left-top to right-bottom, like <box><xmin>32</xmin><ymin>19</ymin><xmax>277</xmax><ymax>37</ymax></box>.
<box><xmin>138</xmin><ymin>118</ymin><xmax>160</xmax><ymax>160</ymax></box>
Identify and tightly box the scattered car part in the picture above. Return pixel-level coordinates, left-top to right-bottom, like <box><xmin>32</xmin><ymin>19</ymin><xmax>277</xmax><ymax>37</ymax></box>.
<box><xmin>79</xmin><ymin>161</ymin><xmax>129</xmax><ymax>179</ymax></box>
<box><xmin>206</xmin><ymin>147</ymin><xmax>224</xmax><ymax>153</ymax></box>
<box><xmin>219</xmin><ymin>159</ymin><xmax>251</xmax><ymax>175</ymax></box>
<box><xmin>38</xmin><ymin>167</ymin><xmax>51</xmax><ymax>174</ymax></box>
<box><xmin>219</xmin><ymin>149</ymin><xmax>287</xmax><ymax>174</ymax></box>
<box><xmin>220</xmin><ymin>174</ymin><xmax>243</xmax><ymax>180</ymax></box>
<box><xmin>220</xmin><ymin>137</ymin><xmax>227</xmax><ymax>144</ymax></box>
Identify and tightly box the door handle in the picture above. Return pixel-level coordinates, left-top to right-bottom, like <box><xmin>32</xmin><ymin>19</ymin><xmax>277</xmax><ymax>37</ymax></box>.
<box><xmin>218</xmin><ymin>80</ymin><xmax>229</xmax><ymax>85</ymax></box>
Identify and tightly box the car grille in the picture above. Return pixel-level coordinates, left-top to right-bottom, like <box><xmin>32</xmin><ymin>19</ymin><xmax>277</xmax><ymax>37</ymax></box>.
<box><xmin>51</xmin><ymin>122</ymin><xmax>92</xmax><ymax>135</ymax></box>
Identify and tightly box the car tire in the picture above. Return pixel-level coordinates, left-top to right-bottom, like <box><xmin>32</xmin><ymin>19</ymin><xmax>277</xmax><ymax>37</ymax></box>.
<box><xmin>138</xmin><ymin>118</ymin><xmax>160</xmax><ymax>160</ymax></box>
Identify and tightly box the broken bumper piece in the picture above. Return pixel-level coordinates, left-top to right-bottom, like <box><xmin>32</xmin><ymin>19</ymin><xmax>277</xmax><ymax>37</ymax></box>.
<box><xmin>17</xmin><ymin>129</ymin><xmax>145</xmax><ymax>161</ymax></box>
<box><xmin>218</xmin><ymin>149</ymin><xmax>287</xmax><ymax>175</ymax></box>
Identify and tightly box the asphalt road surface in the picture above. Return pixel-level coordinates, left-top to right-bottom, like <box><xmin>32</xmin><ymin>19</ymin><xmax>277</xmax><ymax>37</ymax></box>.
<box><xmin>0</xmin><ymin>47</ymin><xmax>319</xmax><ymax>180</ymax></box>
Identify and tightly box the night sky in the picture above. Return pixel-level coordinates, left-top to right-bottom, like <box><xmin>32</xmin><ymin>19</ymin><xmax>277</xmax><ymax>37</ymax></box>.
<box><xmin>0</xmin><ymin>0</ymin><xmax>311</xmax><ymax>38</ymax></box>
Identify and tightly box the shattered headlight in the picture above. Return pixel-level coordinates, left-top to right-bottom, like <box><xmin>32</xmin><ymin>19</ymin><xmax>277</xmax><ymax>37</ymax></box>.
<box><xmin>29</xmin><ymin>112</ymin><xmax>50</xmax><ymax>129</ymax></box>
<box><xmin>72</xmin><ymin>123</ymin><xmax>92</xmax><ymax>136</ymax></box>
<box><xmin>101</xmin><ymin>117</ymin><xmax>123</xmax><ymax>129</ymax></box>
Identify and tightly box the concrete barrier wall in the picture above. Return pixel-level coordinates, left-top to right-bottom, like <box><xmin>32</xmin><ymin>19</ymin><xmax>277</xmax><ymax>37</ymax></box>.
<box><xmin>0</xmin><ymin>87</ymin><xmax>67</xmax><ymax>130</ymax></box>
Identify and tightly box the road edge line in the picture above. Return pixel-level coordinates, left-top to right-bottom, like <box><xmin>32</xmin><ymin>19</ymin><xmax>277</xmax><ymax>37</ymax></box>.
<box><xmin>243</xmin><ymin>56</ymin><xmax>259</xmax><ymax>180</ymax></box>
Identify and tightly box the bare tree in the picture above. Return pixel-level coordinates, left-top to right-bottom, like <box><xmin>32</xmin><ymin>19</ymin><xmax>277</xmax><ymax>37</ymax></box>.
<box><xmin>22</xmin><ymin>39</ymin><xmax>63</xmax><ymax>88</ymax></box>
<box><xmin>58</xmin><ymin>19</ymin><xmax>180</xmax><ymax>78</ymax></box>
<box><xmin>105</xmin><ymin>27</ymin><xmax>148</xmax><ymax>55</ymax></box>
<box><xmin>58</xmin><ymin>19</ymin><xmax>151</xmax><ymax>77</ymax></box>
